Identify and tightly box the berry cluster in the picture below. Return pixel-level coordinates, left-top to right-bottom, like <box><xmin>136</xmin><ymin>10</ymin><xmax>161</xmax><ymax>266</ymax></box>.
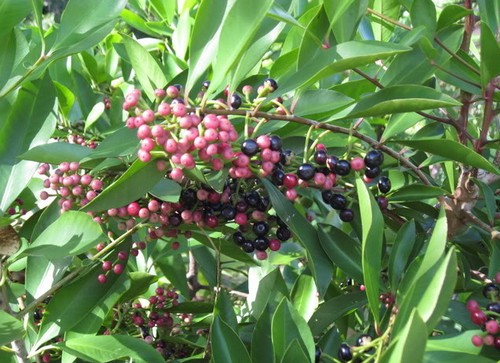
<box><xmin>338</xmin><ymin>333</ymin><xmax>374</xmax><ymax>362</ymax></box>
<box><xmin>38</xmin><ymin>162</ymin><xmax>105</xmax><ymax>212</ymax></box>
<box><xmin>64</xmin><ymin>133</ymin><xmax>98</xmax><ymax>149</ymax></box>
<box><xmin>467</xmin><ymin>273</ymin><xmax>500</xmax><ymax>349</ymax></box>
<box><xmin>6</xmin><ymin>198</ymin><xmax>26</xmax><ymax>217</ymax></box>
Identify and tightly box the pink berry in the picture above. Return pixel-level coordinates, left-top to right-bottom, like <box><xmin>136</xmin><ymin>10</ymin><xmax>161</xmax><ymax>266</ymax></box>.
<box><xmin>166</xmin><ymin>85</ymin><xmax>179</xmax><ymax>98</ymax></box>
<box><xmin>235</xmin><ymin>213</ymin><xmax>248</xmax><ymax>225</ymax></box>
<box><xmin>157</xmin><ymin>102</ymin><xmax>171</xmax><ymax>116</ymax></box>
<box><xmin>97</xmin><ymin>274</ymin><xmax>107</xmax><ymax>284</ymax></box>
<box><xmin>172</xmin><ymin>241</ymin><xmax>180</xmax><ymax>250</ymax></box>
<box><xmin>269</xmin><ymin>239</ymin><xmax>281</xmax><ymax>251</ymax></box>
<box><xmin>485</xmin><ymin>320</ymin><xmax>499</xmax><ymax>334</ymax></box>
<box><xmin>69</xmin><ymin>161</ymin><xmax>79</xmax><ymax>171</ymax></box>
<box><xmin>256</xmin><ymin>250</ymin><xmax>268</xmax><ymax>260</ymax></box>
<box><xmin>117</xmin><ymin>251</ymin><xmax>128</xmax><ymax>261</ymax></box>
<box><xmin>127</xmin><ymin>202</ymin><xmax>140</xmax><ymax>216</ymax></box>
<box><xmin>496</xmin><ymin>272</ymin><xmax>500</xmax><ymax>284</ymax></box>
<box><xmin>483</xmin><ymin>334</ymin><xmax>494</xmax><ymax>346</ymax></box>
<box><xmin>42</xmin><ymin>353</ymin><xmax>51</xmax><ymax>363</ymax></box>
<box><xmin>137</xmin><ymin>124</ymin><xmax>151</xmax><ymax>139</ymax></box>
<box><xmin>350</xmin><ymin>157</ymin><xmax>365</xmax><ymax>171</ymax></box>
<box><xmin>155</xmin><ymin>89</ymin><xmax>166</xmax><ymax>98</ymax></box>
<box><xmin>170</xmin><ymin>168</ymin><xmax>184</xmax><ymax>182</ymax></box>
<box><xmin>172</xmin><ymin>103</ymin><xmax>186</xmax><ymax>117</ymax></box>
<box><xmin>40</xmin><ymin>191</ymin><xmax>49</xmax><ymax>200</ymax></box>
<box><xmin>113</xmin><ymin>264</ymin><xmax>124</xmax><ymax>274</ymax></box>
<box><xmin>286</xmin><ymin>188</ymin><xmax>298</xmax><ymax>201</ymax></box>
<box><xmin>466</xmin><ymin>300</ymin><xmax>480</xmax><ymax>312</ymax></box>
<box><xmin>142</xmin><ymin>109</ymin><xmax>155</xmax><ymax>123</ymax></box>
<box><xmin>90</xmin><ymin>179</ymin><xmax>103</xmax><ymax>191</ymax></box>
<box><xmin>102</xmin><ymin>261</ymin><xmax>112</xmax><ymax>271</ymax></box>
<box><xmin>470</xmin><ymin>310</ymin><xmax>488</xmax><ymax>325</ymax></box>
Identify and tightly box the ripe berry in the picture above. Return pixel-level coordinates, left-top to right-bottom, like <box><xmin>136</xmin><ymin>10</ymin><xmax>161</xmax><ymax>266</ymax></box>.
<box><xmin>233</xmin><ymin>232</ymin><xmax>246</xmax><ymax>246</ymax></box>
<box><xmin>221</xmin><ymin>205</ymin><xmax>236</xmax><ymax>220</ymax></box>
<box><xmin>339</xmin><ymin>209</ymin><xmax>354</xmax><ymax>222</ymax></box>
<box><xmin>264</xmin><ymin>78</ymin><xmax>278</xmax><ymax>91</ymax></box>
<box><xmin>268</xmin><ymin>239</ymin><xmax>281</xmax><ymax>251</ymax></box>
<box><xmin>113</xmin><ymin>264</ymin><xmax>124</xmax><ymax>275</ymax></box>
<box><xmin>230</xmin><ymin>94</ymin><xmax>242</xmax><ymax>109</ymax></box>
<box><xmin>364</xmin><ymin>150</ymin><xmax>384</xmax><ymax>168</ymax></box>
<box><xmin>283</xmin><ymin>173</ymin><xmax>298</xmax><ymax>189</ymax></box>
<box><xmin>483</xmin><ymin>283</ymin><xmax>499</xmax><ymax>299</ymax></box>
<box><xmin>377</xmin><ymin>196</ymin><xmax>389</xmax><ymax>209</ymax></box>
<box><xmin>365</xmin><ymin>166</ymin><xmax>381</xmax><ymax>179</ymax></box>
<box><xmin>241</xmin><ymin>240</ymin><xmax>255</xmax><ymax>253</ymax></box>
<box><xmin>254</xmin><ymin>237</ymin><xmax>269</xmax><ymax>251</ymax></box>
<box><xmin>297</xmin><ymin>163</ymin><xmax>315</xmax><ymax>181</ymax></box>
<box><xmin>272</xmin><ymin>168</ymin><xmax>285</xmax><ymax>185</ymax></box>
<box><xmin>470</xmin><ymin>309</ymin><xmax>487</xmax><ymax>325</ymax></box>
<box><xmin>245</xmin><ymin>191</ymin><xmax>260</xmax><ymax>207</ymax></box>
<box><xmin>326</xmin><ymin>155</ymin><xmax>338</xmax><ymax>171</ymax></box>
<box><xmin>334</xmin><ymin>160</ymin><xmax>351</xmax><ymax>176</ymax></box>
<box><xmin>378</xmin><ymin>176</ymin><xmax>392</xmax><ymax>194</ymax></box>
<box><xmin>276</xmin><ymin>227</ymin><xmax>291</xmax><ymax>241</ymax></box>
<box><xmin>338</xmin><ymin>343</ymin><xmax>353</xmax><ymax>362</ymax></box>
<box><xmin>321</xmin><ymin>190</ymin><xmax>334</xmax><ymax>204</ymax></box>
<box><xmin>330</xmin><ymin>194</ymin><xmax>347</xmax><ymax>210</ymax></box>
<box><xmin>241</xmin><ymin>139</ymin><xmax>259</xmax><ymax>156</ymax></box>
<box><xmin>486</xmin><ymin>302</ymin><xmax>500</xmax><ymax>313</ymax></box>
<box><xmin>97</xmin><ymin>274</ymin><xmax>107</xmax><ymax>284</ymax></box>
<box><xmin>314</xmin><ymin>150</ymin><xmax>327</xmax><ymax>165</ymax></box>
<box><xmin>253</xmin><ymin>222</ymin><xmax>270</xmax><ymax>236</ymax></box>
<box><xmin>269</xmin><ymin>135</ymin><xmax>282</xmax><ymax>151</ymax></box>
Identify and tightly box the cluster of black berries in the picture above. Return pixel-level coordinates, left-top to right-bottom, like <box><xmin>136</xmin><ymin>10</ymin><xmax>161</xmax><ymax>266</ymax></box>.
<box><xmin>467</xmin><ymin>273</ymin><xmax>500</xmax><ymax>349</ymax></box>
<box><xmin>338</xmin><ymin>334</ymin><xmax>374</xmax><ymax>362</ymax></box>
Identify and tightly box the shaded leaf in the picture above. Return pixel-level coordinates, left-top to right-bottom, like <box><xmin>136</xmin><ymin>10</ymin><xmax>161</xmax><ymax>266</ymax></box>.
<box><xmin>211</xmin><ymin>316</ymin><xmax>251</xmax><ymax>363</ymax></box>
<box><xmin>388</xmin><ymin>185</ymin><xmax>447</xmax><ymax>202</ymax></box>
<box><xmin>19</xmin><ymin>143</ymin><xmax>92</xmax><ymax>164</ymax></box>
<box><xmin>0</xmin><ymin>311</ymin><xmax>23</xmax><ymax>346</ymax></box>
<box><xmin>291</xmin><ymin>273</ymin><xmax>318</xmax><ymax>321</ymax></box>
<box><xmin>388</xmin><ymin>220</ymin><xmax>416</xmax><ymax>289</ymax></box>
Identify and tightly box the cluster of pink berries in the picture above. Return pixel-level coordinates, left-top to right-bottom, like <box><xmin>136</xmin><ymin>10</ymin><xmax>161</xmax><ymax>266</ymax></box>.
<box><xmin>64</xmin><ymin>133</ymin><xmax>97</xmax><ymax>149</ymax></box>
<box><xmin>468</xmin><ymin>272</ymin><xmax>500</xmax><ymax>349</ymax></box>
<box><xmin>38</xmin><ymin>162</ymin><xmax>104</xmax><ymax>212</ymax></box>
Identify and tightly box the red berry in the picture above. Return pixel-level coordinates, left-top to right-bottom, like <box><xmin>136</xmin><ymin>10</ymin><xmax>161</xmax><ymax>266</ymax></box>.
<box><xmin>172</xmin><ymin>241</ymin><xmax>180</xmax><ymax>250</ymax></box>
<box><xmin>102</xmin><ymin>261</ymin><xmax>112</xmax><ymax>271</ymax></box>
<box><xmin>466</xmin><ymin>299</ymin><xmax>480</xmax><ymax>312</ymax></box>
<box><xmin>283</xmin><ymin>174</ymin><xmax>298</xmax><ymax>189</ymax></box>
<box><xmin>97</xmin><ymin>274</ymin><xmax>107</xmax><ymax>284</ymax></box>
<box><xmin>485</xmin><ymin>320</ymin><xmax>499</xmax><ymax>334</ymax></box>
<box><xmin>470</xmin><ymin>310</ymin><xmax>488</xmax><ymax>325</ymax></box>
<box><xmin>268</xmin><ymin>239</ymin><xmax>281</xmax><ymax>251</ymax></box>
<box><xmin>350</xmin><ymin>157</ymin><xmax>365</xmax><ymax>171</ymax></box>
<box><xmin>42</xmin><ymin>353</ymin><xmax>51</xmax><ymax>363</ymax></box>
<box><xmin>117</xmin><ymin>251</ymin><xmax>128</xmax><ymax>260</ymax></box>
<box><xmin>113</xmin><ymin>264</ymin><xmax>124</xmax><ymax>275</ymax></box>
<box><xmin>471</xmin><ymin>334</ymin><xmax>483</xmax><ymax>347</ymax></box>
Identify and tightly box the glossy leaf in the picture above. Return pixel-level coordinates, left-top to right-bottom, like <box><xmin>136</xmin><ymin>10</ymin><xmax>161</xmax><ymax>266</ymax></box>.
<box><xmin>437</xmin><ymin>5</ymin><xmax>472</xmax><ymax>30</ymax></box>
<box><xmin>308</xmin><ymin>291</ymin><xmax>367</xmax><ymax>336</ymax></box>
<box><xmin>410</xmin><ymin>0</ymin><xmax>436</xmax><ymax>38</ymax></box>
<box><xmin>480</xmin><ymin>22</ymin><xmax>500</xmax><ymax>87</ymax></box>
<box><xmin>396</xmin><ymin>139</ymin><xmax>499</xmax><ymax>174</ymax></box>
<box><xmin>477</xmin><ymin>0</ymin><xmax>500</xmax><ymax>35</ymax></box>
<box><xmin>388</xmin><ymin>185</ymin><xmax>447</xmax><ymax>202</ymax></box>
<box><xmin>345</xmin><ymin>85</ymin><xmax>461</xmax><ymax>119</ymax></box>
<box><xmin>380</xmin><ymin>309</ymin><xmax>427</xmax><ymax>363</ymax></box>
<box><xmin>292</xmin><ymin>90</ymin><xmax>354</xmax><ymax>117</ymax></box>
<box><xmin>355</xmin><ymin>175</ymin><xmax>384</xmax><ymax>324</ymax></box>
<box><xmin>474</xmin><ymin>179</ymin><xmax>496</xmax><ymax>224</ymax></box>
<box><xmin>381</xmin><ymin>113</ymin><xmax>424</xmax><ymax>141</ymax></box>
<box><xmin>25</xmin><ymin>255</ymin><xmax>71</xmax><ymax>303</ymax></box>
<box><xmin>81</xmin><ymin>160</ymin><xmax>165</xmax><ymax>212</ymax></box>
<box><xmin>426</xmin><ymin>330</ymin><xmax>484</xmax><ymax>355</ymax></box>
<box><xmin>155</xmin><ymin>254</ymin><xmax>190</xmax><ymax>298</ymax></box>
<box><xmin>23</xmin><ymin>211</ymin><xmax>105</xmax><ymax>259</ymax></box>
<box><xmin>211</xmin><ymin>316</ymin><xmax>251</xmax><ymax>363</ymax></box>
<box><xmin>58</xmin><ymin>334</ymin><xmax>164</xmax><ymax>363</ymax></box>
<box><xmin>272</xmin><ymin>298</ymin><xmax>315</xmax><ymax>363</ymax></box>
<box><xmin>280</xmin><ymin>339</ymin><xmax>310</xmax><ymax>363</ymax></box>
<box><xmin>262</xmin><ymin>178</ymin><xmax>332</xmax><ymax>297</ymax></box>
<box><xmin>290</xmin><ymin>273</ymin><xmax>318</xmax><ymax>321</ymax></box>
<box><xmin>317</xmin><ymin>226</ymin><xmax>363</xmax><ymax>281</ymax></box>
<box><xmin>423</xmin><ymin>352</ymin><xmax>496</xmax><ymax>363</ymax></box>
<box><xmin>370</xmin><ymin>0</ymin><xmax>401</xmax><ymax>41</ymax></box>
<box><xmin>208</xmin><ymin>0</ymin><xmax>274</xmax><ymax>96</ymax></box>
<box><xmin>81</xmin><ymin>127</ymin><xmax>138</xmax><ymax>162</ymax></box>
<box><xmin>249</xmin><ymin>268</ymin><xmax>289</xmax><ymax>319</ymax></box>
<box><xmin>251</xmin><ymin>306</ymin><xmax>275</xmax><ymax>363</ymax></box>
<box><xmin>19</xmin><ymin>143</ymin><xmax>93</xmax><ymax>164</ymax></box>
<box><xmin>118</xmin><ymin>272</ymin><xmax>158</xmax><ymax>303</ymax></box>
<box><xmin>214</xmin><ymin>289</ymin><xmax>238</xmax><ymax>331</ymax></box>
<box><xmin>326</xmin><ymin>0</ymin><xmax>368</xmax><ymax>43</ymax></box>
<box><xmin>0</xmin><ymin>0</ymin><xmax>30</xmax><ymax>34</ymax></box>
<box><xmin>0</xmin><ymin>74</ymin><xmax>56</xmax><ymax>215</ymax></box>
<box><xmin>0</xmin><ymin>311</ymin><xmax>23</xmax><ymax>346</ymax></box>
<box><xmin>84</xmin><ymin>102</ymin><xmax>106</xmax><ymax>132</ymax></box>
<box><xmin>120</xmin><ymin>36</ymin><xmax>168</xmax><ymax>101</ymax></box>
<box><xmin>149</xmin><ymin>178</ymin><xmax>182</xmax><ymax>203</ymax></box>
<box><xmin>388</xmin><ymin>220</ymin><xmax>416</xmax><ymax>289</ymax></box>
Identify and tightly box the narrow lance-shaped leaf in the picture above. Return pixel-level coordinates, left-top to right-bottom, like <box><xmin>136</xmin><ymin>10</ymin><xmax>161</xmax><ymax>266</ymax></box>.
<box><xmin>0</xmin><ymin>311</ymin><xmax>24</xmax><ymax>346</ymax></box>
<box><xmin>211</xmin><ymin>316</ymin><xmax>251</xmax><ymax>363</ymax></box>
<box><xmin>355</xmin><ymin>174</ymin><xmax>384</xmax><ymax>324</ymax></box>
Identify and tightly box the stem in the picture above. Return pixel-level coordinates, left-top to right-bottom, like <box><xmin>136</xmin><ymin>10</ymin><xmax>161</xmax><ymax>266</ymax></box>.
<box><xmin>186</xmin><ymin>109</ymin><xmax>432</xmax><ymax>186</ymax></box>
<box><xmin>477</xmin><ymin>80</ymin><xmax>496</xmax><ymax>153</ymax></box>
<box><xmin>0</xmin><ymin>55</ymin><xmax>48</xmax><ymax>98</ymax></box>
<box><xmin>303</xmin><ymin>126</ymin><xmax>315</xmax><ymax>163</ymax></box>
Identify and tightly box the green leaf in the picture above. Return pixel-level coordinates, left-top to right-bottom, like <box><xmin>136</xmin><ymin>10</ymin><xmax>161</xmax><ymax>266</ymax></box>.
<box><xmin>355</xmin><ymin>174</ymin><xmax>384</xmax><ymax>324</ymax></box>
<box><xmin>0</xmin><ymin>0</ymin><xmax>30</xmax><ymax>34</ymax></box>
<box><xmin>250</xmin><ymin>268</ymin><xmax>289</xmax><ymax>319</ymax></box>
<box><xmin>208</xmin><ymin>0</ymin><xmax>274</xmax><ymax>96</ymax></box>
<box><xmin>325</xmin><ymin>0</ymin><xmax>368</xmax><ymax>43</ymax></box>
<box><xmin>477</xmin><ymin>0</ymin><xmax>500</xmax><ymax>35</ymax></box>
<box><xmin>168</xmin><ymin>301</ymin><xmax>214</xmax><ymax>314</ymax></box>
<box><xmin>84</xmin><ymin>102</ymin><xmax>106</xmax><ymax>132</ymax></box>
<box><xmin>25</xmin><ymin>255</ymin><xmax>71</xmax><ymax>302</ymax></box>
<box><xmin>211</xmin><ymin>316</ymin><xmax>251</xmax><ymax>363</ymax></box>
<box><xmin>0</xmin><ymin>311</ymin><xmax>24</xmax><ymax>346</ymax></box>
<box><xmin>423</xmin><ymin>351</ymin><xmax>496</xmax><ymax>363</ymax></box>
<box><xmin>290</xmin><ymin>273</ymin><xmax>318</xmax><ymax>321</ymax></box>
<box><xmin>318</xmin><ymin>226</ymin><xmax>363</xmax><ymax>281</ymax></box>
<box><xmin>396</xmin><ymin>139</ymin><xmax>499</xmax><ymax>174</ymax></box>
<box><xmin>155</xmin><ymin>254</ymin><xmax>190</xmax><ymax>298</ymax></box>
<box><xmin>214</xmin><ymin>289</ymin><xmax>238</xmax><ymax>331</ymax></box>
<box><xmin>437</xmin><ymin>5</ymin><xmax>472</xmax><ymax>30</ymax></box>
<box><xmin>370</xmin><ymin>0</ymin><xmax>401</xmax><ymax>41</ymax></box>
<box><xmin>292</xmin><ymin>90</ymin><xmax>354</xmax><ymax>117</ymax></box>
<box><xmin>388</xmin><ymin>184</ymin><xmax>447</xmax><ymax>202</ymax></box>
<box><xmin>426</xmin><ymin>330</ymin><xmax>485</xmax><ymax>355</ymax></box>
<box><xmin>345</xmin><ymin>85</ymin><xmax>461</xmax><ymax>119</ymax></box>
<box><xmin>81</xmin><ymin>127</ymin><xmax>138</xmax><ymax>162</ymax></box>
<box><xmin>0</xmin><ymin>74</ymin><xmax>56</xmax><ymax>215</ymax></box>
<box><xmin>120</xmin><ymin>8</ymin><xmax>159</xmax><ymax>37</ymax></box>
<box><xmin>120</xmin><ymin>35</ymin><xmax>168</xmax><ymax>101</ymax></box>
<box><xmin>272</xmin><ymin>299</ymin><xmax>315</xmax><ymax>363</ymax></box>
<box><xmin>388</xmin><ymin>220</ymin><xmax>416</xmax><ymax>289</ymax></box>
<box><xmin>23</xmin><ymin>211</ymin><xmax>105</xmax><ymax>259</ymax></box>
<box><xmin>473</xmin><ymin>179</ymin><xmax>496</xmax><ymax>224</ymax></box>
<box><xmin>480</xmin><ymin>22</ymin><xmax>500</xmax><ymax>87</ymax></box>
<box><xmin>280</xmin><ymin>339</ymin><xmax>310</xmax><ymax>363</ymax></box>
<box><xmin>50</xmin><ymin>0</ymin><xmax>127</xmax><ymax>56</ymax></box>
<box><xmin>262</xmin><ymin>178</ymin><xmax>332</xmax><ymax>297</ymax></box>
<box><xmin>380</xmin><ymin>309</ymin><xmax>427</xmax><ymax>363</ymax></box>
<box><xmin>308</xmin><ymin>291</ymin><xmax>367</xmax><ymax>336</ymax></box>
<box><xmin>58</xmin><ymin>334</ymin><xmax>164</xmax><ymax>363</ymax></box>
<box><xmin>19</xmin><ymin>143</ymin><xmax>92</xmax><ymax>164</ymax></box>
<box><xmin>410</xmin><ymin>0</ymin><xmax>436</xmax><ymax>38</ymax></box>
<box><xmin>186</xmin><ymin>0</ymin><xmax>228</xmax><ymax>95</ymax></box>
<box><xmin>252</xmin><ymin>306</ymin><xmax>275</xmax><ymax>363</ymax></box>
<box><xmin>81</xmin><ymin>160</ymin><xmax>165</xmax><ymax>212</ymax></box>
<box><xmin>381</xmin><ymin>113</ymin><xmax>424</xmax><ymax>142</ymax></box>
<box><xmin>118</xmin><ymin>272</ymin><xmax>158</xmax><ymax>303</ymax></box>
<box><xmin>149</xmin><ymin>178</ymin><xmax>182</xmax><ymax>203</ymax></box>
<box><xmin>190</xmin><ymin>246</ymin><xmax>216</xmax><ymax>287</ymax></box>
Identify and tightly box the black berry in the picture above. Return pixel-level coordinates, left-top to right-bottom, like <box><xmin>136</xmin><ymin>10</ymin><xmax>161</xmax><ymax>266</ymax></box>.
<box><xmin>253</xmin><ymin>222</ymin><xmax>270</xmax><ymax>236</ymax></box>
<box><xmin>264</xmin><ymin>78</ymin><xmax>278</xmax><ymax>91</ymax></box>
<box><xmin>297</xmin><ymin>163</ymin><xmax>315</xmax><ymax>181</ymax></box>
<box><xmin>314</xmin><ymin>150</ymin><xmax>327</xmax><ymax>165</ymax></box>
<box><xmin>233</xmin><ymin>232</ymin><xmax>245</xmax><ymax>246</ymax></box>
<box><xmin>272</xmin><ymin>168</ymin><xmax>285</xmax><ymax>185</ymax></box>
<box><xmin>378</xmin><ymin>176</ymin><xmax>391</xmax><ymax>194</ymax></box>
<box><xmin>486</xmin><ymin>302</ymin><xmax>500</xmax><ymax>314</ymax></box>
<box><xmin>180</xmin><ymin>188</ymin><xmax>197</xmax><ymax>209</ymax></box>
<box><xmin>230</xmin><ymin>94</ymin><xmax>242</xmax><ymax>109</ymax></box>
<box><xmin>377</xmin><ymin>196</ymin><xmax>389</xmax><ymax>209</ymax></box>
<box><xmin>339</xmin><ymin>209</ymin><xmax>354</xmax><ymax>222</ymax></box>
<box><xmin>338</xmin><ymin>343</ymin><xmax>353</xmax><ymax>362</ymax></box>
<box><xmin>221</xmin><ymin>205</ymin><xmax>236</xmax><ymax>220</ymax></box>
<box><xmin>364</xmin><ymin>150</ymin><xmax>384</xmax><ymax>168</ymax></box>
<box><xmin>276</xmin><ymin>227</ymin><xmax>291</xmax><ymax>241</ymax></box>
<box><xmin>334</xmin><ymin>160</ymin><xmax>351</xmax><ymax>176</ymax></box>
<box><xmin>241</xmin><ymin>240</ymin><xmax>255</xmax><ymax>253</ymax></box>
<box><xmin>330</xmin><ymin>194</ymin><xmax>347</xmax><ymax>210</ymax></box>
<box><xmin>269</xmin><ymin>135</ymin><xmax>282</xmax><ymax>151</ymax></box>
<box><xmin>315</xmin><ymin>346</ymin><xmax>321</xmax><ymax>363</ymax></box>
<box><xmin>321</xmin><ymin>190</ymin><xmax>334</xmax><ymax>204</ymax></box>
<box><xmin>326</xmin><ymin>155</ymin><xmax>338</xmax><ymax>171</ymax></box>
<box><xmin>241</xmin><ymin>139</ymin><xmax>259</xmax><ymax>156</ymax></box>
<box><xmin>245</xmin><ymin>191</ymin><xmax>260</xmax><ymax>207</ymax></box>
<box><xmin>202</xmin><ymin>80</ymin><xmax>210</xmax><ymax>90</ymax></box>
<box><xmin>483</xmin><ymin>283</ymin><xmax>499</xmax><ymax>299</ymax></box>
<box><xmin>254</xmin><ymin>236</ymin><xmax>269</xmax><ymax>251</ymax></box>
<box><xmin>365</xmin><ymin>166</ymin><xmax>381</xmax><ymax>179</ymax></box>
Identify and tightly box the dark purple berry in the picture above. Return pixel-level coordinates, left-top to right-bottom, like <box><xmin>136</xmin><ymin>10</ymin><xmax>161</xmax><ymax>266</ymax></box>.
<box><xmin>241</xmin><ymin>139</ymin><xmax>259</xmax><ymax>156</ymax></box>
<box><xmin>230</xmin><ymin>94</ymin><xmax>242</xmax><ymax>109</ymax></box>
<box><xmin>245</xmin><ymin>191</ymin><xmax>260</xmax><ymax>207</ymax></box>
<box><xmin>169</xmin><ymin>212</ymin><xmax>182</xmax><ymax>227</ymax></box>
<box><xmin>330</xmin><ymin>194</ymin><xmax>347</xmax><ymax>210</ymax></box>
<box><xmin>180</xmin><ymin>188</ymin><xmax>197</xmax><ymax>209</ymax></box>
<box><xmin>377</xmin><ymin>196</ymin><xmax>389</xmax><ymax>209</ymax></box>
<box><xmin>269</xmin><ymin>135</ymin><xmax>282</xmax><ymax>151</ymax></box>
<box><xmin>334</xmin><ymin>160</ymin><xmax>351</xmax><ymax>176</ymax></box>
<box><xmin>315</xmin><ymin>346</ymin><xmax>321</xmax><ymax>363</ymax></box>
<box><xmin>254</xmin><ymin>237</ymin><xmax>269</xmax><ymax>251</ymax></box>
<box><xmin>236</xmin><ymin>201</ymin><xmax>248</xmax><ymax>213</ymax></box>
<box><xmin>314</xmin><ymin>150</ymin><xmax>327</xmax><ymax>165</ymax></box>
<box><xmin>487</xmin><ymin>302</ymin><xmax>500</xmax><ymax>314</ymax></box>
<box><xmin>221</xmin><ymin>205</ymin><xmax>236</xmax><ymax>220</ymax></box>
<box><xmin>326</xmin><ymin>155</ymin><xmax>338</xmax><ymax>171</ymax></box>
<box><xmin>339</xmin><ymin>209</ymin><xmax>354</xmax><ymax>222</ymax></box>
<box><xmin>253</xmin><ymin>222</ymin><xmax>269</xmax><ymax>236</ymax></box>
<box><xmin>233</xmin><ymin>232</ymin><xmax>245</xmax><ymax>246</ymax></box>
<box><xmin>202</xmin><ymin>80</ymin><xmax>210</xmax><ymax>90</ymax></box>
<box><xmin>321</xmin><ymin>190</ymin><xmax>334</xmax><ymax>204</ymax></box>
<box><xmin>256</xmin><ymin>196</ymin><xmax>270</xmax><ymax>212</ymax></box>
<box><xmin>272</xmin><ymin>168</ymin><xmax>285</xmax><ymax>185</ymax></box>
<box><xmin>264</xmin><ymin>78</ymin><xmax>278</xmax><ymax>91</ymax></box>
<box><xmin>364</xmin><ymin>150</ymin><xmax>384</xmax><ymax>168</ymax></box>
<box><xmin>276</xmin><ymin>227</ymin><xmax>291</xmax><ymax>241</ymax></box>
<box><xmin>297</xmin><ymin>163</ymin><xmax>315</xmax><ymax>181</ymax></box>
<box><xmin>241</xmin><ymin>240</ymin><xmax>255</xmax><ymax>253</ymax></box>
<box><xmin>365</xmin><ymin>166</ymin><xmax>381</xmax><ymax>179</ymax></box>
<box><xmin>378</xmin><ymin>176</ymin><xmax>391</xmax><ymax>194</ymax></box>
<box><xmin>483</xmin><ymin>283</ymin><xmax>499</xmax><ymax>299</ymax></box>
<box><xmin>338</xmin><ymin>343</ymin><xmax>353</xmax><ymax>362</ymax></box>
